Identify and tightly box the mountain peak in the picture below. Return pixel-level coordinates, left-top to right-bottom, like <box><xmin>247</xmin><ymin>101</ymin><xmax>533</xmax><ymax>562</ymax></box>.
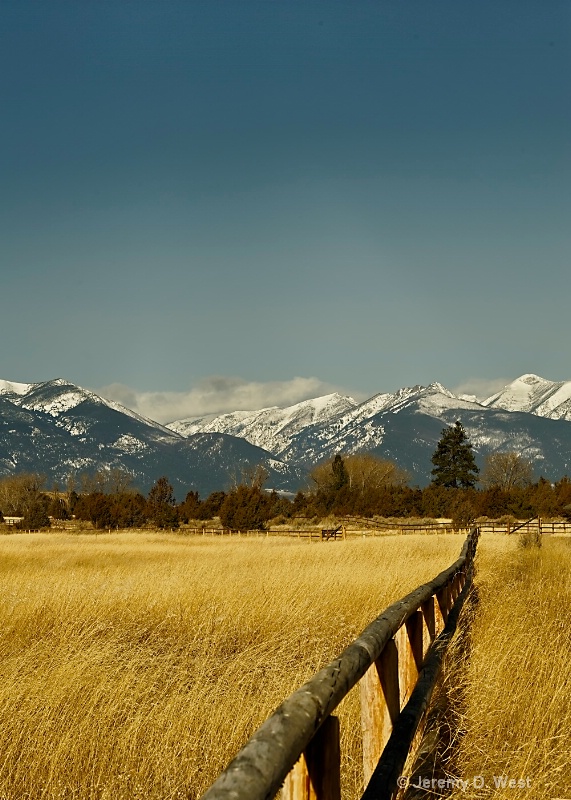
<box><xmin>483</xmin><ymin>374</ymin><xmax>571</xmax><ymax>421</ymax></box>
<box><xmin>513</xmin><ymin>373</ymin><xmax>547</xmax><ymax>385</ymax></box>
<box><xmin>47</xmin><ymin>377</ymin><xmax>73</xmax><ymax>387</ymax></box>
<box><xmin>425</xmin><ymin>381</ymin><xmax>454</xmax><ymax>395</ymax></box>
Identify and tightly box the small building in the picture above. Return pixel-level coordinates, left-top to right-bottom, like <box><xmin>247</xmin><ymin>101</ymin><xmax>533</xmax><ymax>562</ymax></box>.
<box><xmin>3</xmin><ymin>516</ymin><xmax>24</xmax><ymax>526</ymax></box>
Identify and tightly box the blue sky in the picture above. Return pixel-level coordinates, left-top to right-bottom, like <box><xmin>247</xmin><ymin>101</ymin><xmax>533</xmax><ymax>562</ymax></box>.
<box><xmin>1</xmin><ymin>1</ymin><xmax>569</xmax><ymax>421</ymax></box>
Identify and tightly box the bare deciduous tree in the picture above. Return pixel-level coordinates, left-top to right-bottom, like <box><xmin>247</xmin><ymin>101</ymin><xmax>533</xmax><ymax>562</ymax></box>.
<box><xmin>343</xmin><ymin>454</ymin><xmax>409</xmax><ymax>493</ymax></box>
<box><xmin>480</xmin><ymin>452</ymin><xmax>534</xmax><ymax>490</ymax></box>
<box><xmin>0</xmin><ymin>473</ymin><xmax>46</xmax><ymax>516</ymax></box>
<box><xmin>310</xmin><ymin>453</ymin><xmax>408</xmax><ymax>494</ymax></box>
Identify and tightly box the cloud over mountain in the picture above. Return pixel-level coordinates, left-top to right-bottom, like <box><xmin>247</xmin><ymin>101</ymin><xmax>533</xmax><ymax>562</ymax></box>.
<box><xmin>451</xmin><ymin>377</ymin><xmax>514</xmax><ymax>401</ymax></box>
<box><xmin>96</xmin><ymin>376</ymin><xmax>345</xmax><ymax>424</ymax></box>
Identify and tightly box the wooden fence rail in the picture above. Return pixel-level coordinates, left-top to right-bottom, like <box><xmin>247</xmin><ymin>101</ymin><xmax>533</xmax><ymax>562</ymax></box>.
<box><xmin>478</xmin><ymin>519</ymin><xmax>571</xmax><ymax>535</ymax></box>
<box><xmin>200</xmin><ymin>527</ymin><xmax>480</xmax><ymax>800</ymax></box>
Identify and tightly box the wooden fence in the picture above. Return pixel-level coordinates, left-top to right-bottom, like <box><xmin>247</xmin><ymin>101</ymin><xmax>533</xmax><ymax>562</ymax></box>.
<box><xmin>182</xmin><ymin>526</ymin><xmax>469</xmax><ymax>538</ymax></box>
<box><xmin>200</xmin><ymin>527</ymin><xmax>480</xmax><ymax>800</ymax></box>
<box><xmin>478</xmin><ymin>518</ymin><xmax>571</xmax><ymax>535</ymax></box>
<box><xmin>184</xmin><ymin>528</ymin><xmax>338</xmax><ymax>539</ymax></box>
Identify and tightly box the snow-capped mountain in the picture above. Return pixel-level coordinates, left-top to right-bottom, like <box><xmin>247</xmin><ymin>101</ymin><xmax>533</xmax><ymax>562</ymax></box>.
<box><xmin>12</xmin><ymin>378</ymin><xmax>176</xmax><ymax>438</ymax></box>
<box><xmin>483</xmin><ymin>374</ymin><xmax>571</xmax><ymax>421</ymax></box>
<box><xmin>170</xmin><ymin>383</ymin><xmax>485</xmax><ymax>462</ymax></box>
<box><xmin>279</xmin><ymin>383</ymin><xmax>486</xmax><ymax>465</ymax></box>
<box><xmin>0</xmin><ymin>379</ymin><xmax>300</xmax><ymax>497</ymax></box>
<box><xmin>167</xmin><ymin>393</ymin><xmax>357</xmax><ymax>455</ymax></box>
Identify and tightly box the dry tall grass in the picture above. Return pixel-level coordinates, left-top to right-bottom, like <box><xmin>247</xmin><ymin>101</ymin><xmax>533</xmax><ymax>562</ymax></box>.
<box><xmin>428</xmin><ymin>535</ymin><xmax>571</xmax><ymax>800</ymax></box>
<box><xmin>0</xmin><ymin>532</ymin><xmax>463</xmax><ymax>800</ymax></box>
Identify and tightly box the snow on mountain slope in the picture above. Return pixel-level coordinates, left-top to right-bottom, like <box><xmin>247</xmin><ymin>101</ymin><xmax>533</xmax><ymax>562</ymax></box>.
<box><xmin>483</xmin><ymin>374</ymin><xmax>571</xmax><ymax>421</ymax></box>
<box><xmin>13</xmin><ymin>379</ymin><xmax>177</xmax><ymax>438</ymax></box>
<box><xmin>279</xmin><ymin>383</ymin><xmax>485</xmax><ymax>463</ymax></box>
<box><xmin>167</xmin><ymin>393</ymin><xmax>357</xmax><ymax>454</ymax></box>
<box><xmin>170</xmin><ymin>383</ymin><xmax>489</xmax><ymax>464</ymax></box>
<box><xmin>17</xmin><ymin>379</ymin><xmax>95</xmax><ymax>416</ymax></box>
<box><xmin>0</xmin><ymin>380</ymin><xmax>33</xmax><ymax>396</ymax></box>
<box><xmin>313</xmin><ymin>383</ymin><xmax>482</xmax><ymax>436</ymax></box>
<box><xmin>415</xmin><ymin>383</ymin><xmax>486</xmax><ymax>417</ymax></box>
<box><xmin>169</xmin><ymin>410</ymin><xmax>253</xmax><ymax>437</ymax></box>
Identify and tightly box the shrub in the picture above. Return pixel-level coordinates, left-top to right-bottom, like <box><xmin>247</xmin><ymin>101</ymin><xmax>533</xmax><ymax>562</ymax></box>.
<box><xmin>518</xmin><ymin>530</ymin><xmax>542</xmax><ymax>549</ymax></box>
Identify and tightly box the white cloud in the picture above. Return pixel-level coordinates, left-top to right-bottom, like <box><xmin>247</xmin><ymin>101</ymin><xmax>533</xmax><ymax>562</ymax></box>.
<box><xmin>96</xmin><ymin>376</ymin><xmax>347</xmax><ymax>424</ymax></box>
<box><xmin>452</xmin><ymin>377</ymin><xmax>512</xmax><ymax>401</ymax></box>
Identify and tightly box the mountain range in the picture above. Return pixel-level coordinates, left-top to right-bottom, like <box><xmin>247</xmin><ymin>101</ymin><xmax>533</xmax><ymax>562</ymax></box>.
<box><xmin>0</xmin><ymin>379</ymin><xmax>300</xmax><ymax>498</ymax></box>
<box><xmin>1</xmin><ymin>374</ymin><xmax>571</xmax><ymax>497</ymax></box>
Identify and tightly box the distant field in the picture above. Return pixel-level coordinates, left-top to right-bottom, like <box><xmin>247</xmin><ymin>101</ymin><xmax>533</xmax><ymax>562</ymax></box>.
<box><xmin>0</xmin><ymin>532</ymin><xmax>463</xmax><ymax>800</ymax></box>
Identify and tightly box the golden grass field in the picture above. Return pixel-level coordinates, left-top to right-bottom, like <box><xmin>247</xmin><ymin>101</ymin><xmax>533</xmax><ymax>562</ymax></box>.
<box><xmin>442</xmin><ymin>535</ymin><xmax>571</xmax><ymax>800</ymax></box>
<box><xmin>0</xmin><ymin>531</ymin><xmax>569</xmax><ymax>800</ymax></box>
<box><xmin>0</xmin><ymin>532</ymin><xmax>463</xmax><ymax>800</ymax></box>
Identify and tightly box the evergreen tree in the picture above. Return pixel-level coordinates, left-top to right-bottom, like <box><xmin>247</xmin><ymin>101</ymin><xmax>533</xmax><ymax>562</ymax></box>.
<box><xmin>147</xmin><ymin>476</ymin><xmax>179</xmax><ymax>529</ymax></box>
<box><xmin>178</xmin><ymin>490</ymin><xmax>202</xmax><ymax>523</ymax></box>
<box><xmin>219</xmin><ymin>485</ymin><xmax>273</xmax><ymax>531</ymax></box>
<box><xmin>198</xmin><ymin>491</ymin><xmax>226</xmax><ymax>520</ymax></box>
<box><xmin>74</xmin><ymin>492</ymin><xmax>113</xmax><ymax>529</ymax></box>
<box><xmin>331</xmin><ymin>454</ymin><xmax>349</xmax><ymax>490</ymax></box>
<box><xmin>17</xmin><ymin>497</ymin><xmax>50</xmax><ymax>530</ymax></box>
<box><xmin>111</xmin><ymin>492</ymin><xmax>147</xmax><ymax>528</ymax></box>
<box><xmin>48</xmin><ymin>496</ymin><xmax>69</xmax><ymax>520</ymax></box>
<box><xmin>430</xmin><ymin>421</ymin><xmax>479</xmax><ymax>489</ymax></box>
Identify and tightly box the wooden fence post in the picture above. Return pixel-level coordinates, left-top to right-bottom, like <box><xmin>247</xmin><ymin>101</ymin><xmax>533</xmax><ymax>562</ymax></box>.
<box><xmin>360</xmin><ymin>640</ymin><xmax>400</xmax><ymax>787</ymax></box>
<box><xmin>433</xmin><ymin>591</ymin><xmax>446</xmax><ymax>635</ymax></box>
<box><xmin>421</xmin><ymin>598</ymin><xmax>436</xmax><ymax>656</ymax></box>
<box><xmin>436</xmin><ymin>585</ymin><xmax>451</xmax><ymax>629</ymax></box>
<box><xmin>407</xmin><ymin>611</ymin><xmax>424</xmax><ymax>670</ymax></box>
<box><xmin>398</xmin><ymin>611</ymin><xmax>423</xmax><ymax>706</ymax></box>
<box><xmin>282</xmin><ymin>716</ymin><xmax>341</xmax><ymax>800</ymax></box>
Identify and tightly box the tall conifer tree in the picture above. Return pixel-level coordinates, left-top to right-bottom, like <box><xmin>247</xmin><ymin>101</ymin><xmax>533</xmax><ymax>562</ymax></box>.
<box><xmin>331</xmin><ymin>454</ymin><xmax>349</xmax><ymax>490</ymax></box>
<box><xmin>431</xmin><ymin>421</ymin><xmax>479</xmax><ymax>488</ymax></box>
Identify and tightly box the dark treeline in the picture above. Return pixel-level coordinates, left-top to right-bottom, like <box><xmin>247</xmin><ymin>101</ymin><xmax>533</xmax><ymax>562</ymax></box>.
<box><xmin>0</xmin><ymin>472</ymin><xmax>180</xmax><ymax>531</ymax></box>
<box><xmin>290</xmin><ymin>476</ymin><xmax>571</xmax><ymax>525</ymax></box>
<box><xmin>3</xmin><ymin>474</ymin><xmax>571</xmax><ymax>531</ymax></box>
<box><xmin>73</xmin><ymin>465</ymin><xmax>571</xmax><ymax>530</ymax></box>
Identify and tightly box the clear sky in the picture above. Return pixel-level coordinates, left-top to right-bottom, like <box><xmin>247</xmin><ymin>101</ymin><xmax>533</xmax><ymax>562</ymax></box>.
<box><xmin>2</xmin><ymin>1</ymin><xmax>569</xmax><ymax>422</ymax></box>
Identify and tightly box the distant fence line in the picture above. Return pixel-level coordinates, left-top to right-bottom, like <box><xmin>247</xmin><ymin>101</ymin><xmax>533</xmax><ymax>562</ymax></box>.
<box><xmin>183</xmin><ymin>526</ymin><xmax>471</xmax><ymax>538</ymax></box>
<box><xmin>184</xmin><ymin>516</ymin><xmax>571</xmax><ymax>538</ymax></box>
<box><xmin>7</xmin><ymin>518</ymin><xmax>571</xmax><ymax>536</ymax></box>
<box><xmin>200</xmin><ymin>528</ymin><xmax>480</xmax><ymax>800</ymax></box>
<box><xmin>183</xmin><ymin>520</ymin><xmax>571</xmax><ymax>537</ymax></box>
